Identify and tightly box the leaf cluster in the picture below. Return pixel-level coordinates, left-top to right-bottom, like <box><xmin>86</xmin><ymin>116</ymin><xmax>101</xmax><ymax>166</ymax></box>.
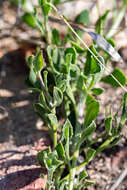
<box><xmin>21</xmin><ymin>0</ymin><xmax>127</xmax><ymax>189</ymax></box>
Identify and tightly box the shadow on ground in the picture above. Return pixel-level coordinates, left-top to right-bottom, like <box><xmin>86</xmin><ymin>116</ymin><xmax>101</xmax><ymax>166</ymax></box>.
<box><xmin>0</xmin><ymin>49</ymin><xmax>47</xmax><ymax>146</ymax></box>
<box><xmin>0</xmin><ymin>167</ymin><xmax>46</xmax><ymax>190</ymax></box>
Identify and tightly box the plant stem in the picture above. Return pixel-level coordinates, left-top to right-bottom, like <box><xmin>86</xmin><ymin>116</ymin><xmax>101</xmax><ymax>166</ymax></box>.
<box><xmin>88</xmin><ymin>76</ymin><xmax>95</xmax><ymax>91</ymax></box>
<box><xmin>76</xmin><ymin>161</ymin><xmax>87</xmax><ymax>171</ymax></box>
<box><xmin>62</xmin><ymin>135</ymin><xmax>116</xmax><ymax>184</ymax></box>
<box><xmin>46</xmin><ymin>174</ymin><xmax>53</xmax><ymax>190</ymax></box>
<box><xmin>47</xmin><ymin>183</ymin><xmax>50</xmax><ymax>190</ymax></box>
<box><xmin>70</xmin><ymin>131</ymin><xmax>107</xmax><ymax>161</ymax></box>
<box><xmin>55</xmin><ymin>166</ymin><xmax>65</xmax><ymax>187</ymax></box>
<box><xmin>79</xmin><ymin>131</ymin><xmax>107</xmax><ymax>153</ymax></box>
<box><xmin>61</xmin><ymin>159</ymin><xmax>87</xmax><ymax>183</ymax></box>
<box><xmin>68</xmin><ymin>148</ymin><xmax>79</xmax><ymax>190</ymax></box>
<box><xmin>53</xmin><ymin>130</ymin><xmax>57</xmax><ymax>148</ymax></box>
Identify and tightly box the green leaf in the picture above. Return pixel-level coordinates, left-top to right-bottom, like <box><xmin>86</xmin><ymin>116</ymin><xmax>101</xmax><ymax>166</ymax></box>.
<box><xmin>109</xmin><ymin>135</ymin><xmax>123</xmax><ymax>147</ymax></box>
<box><xmin>91</xmin><ymin>88</ymin><xmax>104</xmax><ymax>95</ymax></box>
<box><xmin>22</xmin><ymin>13</ymin><xmax>36</xmax><ymax>28</ymax></box>
<box><xmin>34</xmin><ymin>51</ymin><xmax>44</xmax><ymax>72</ymax></box>
<box><xmin>55</xmin><ymin>141</ymin><xmax>65</xmax><ymax>159</ymax></box>
<box><xmin>120</xmin><ymin>92</ymin><xmax>127</xmax><ymax>125</ymax></box>
<box><xmin>90</xmin><ymin>45</ymin><xmax>98</xmax><ymax>56</ymax></box>
<box><xmin>27</xmin><ymin>55</ymin><xmax>34</xmax><ymax>68</ymax></box>
<box><xmin>84</xmin><ymin>50</ymin><xmax>91</xmax><ymax>75</ymax></box>
<box><xmin>70</xmin><ymin>41</ymin><xmax>85</xmax><ymax>53</ymax></box>
<box><xmin>47</xmin><ymin>45</ymin><xmax>59</xmax><ymax>73</ymax></box>
<box><xmin>95</xmin><ymin>10</ymin><xmax>110</xmax><ymax>34</ymax></box>
<box><xmin>52</xmin><ymin>47</ymin><xmax>59</xmax><ymax>65</ymax></box>
<box><xmin>96</xmin><ymin>136</ymin><xmax>115</xmax><ymax>154</ymax></box>
<box><xmin>62</xmin><ymin>119</ymin><xmax>73</xmax><ymax>141</ymax></box>
<box><xmin>65</xmin><ymin>47</ymin><xmax>77</xmax><ymax>64</ymax></box>
<box><xmin>34</xmin><ymin>103</ymin><xmax>49</xmax><ymax>122</ymax></box>
<box><xmin>84</xmin><ymin>94</ymin><xmax>100</xmax><ymax>128</ymax></box>
<box><xmin>84</xmin><ymin>45</ymin><xmax>103</xmax><ymax>76</ymax></box>
<box><xmin>66</xmin><ymin>85</ymin><xmax>76</xmax><ymax>105</ymax></box>
<box><xmin>85</xmin><ymin>148</ymin><xmax>96</xmax><ymax>162</ymax></box>
<box><xmin>123</xmin><ymin>92</ymin><xmax>127</xmax><ymax>106</ymax></box>
<box><xmin>37</xmin><ymin>147</ymin><xmax>51</xmax><ymax>166</ymax></box>
<box><xmin>43</xmin><ymin>1</ymin><xmax>51</xmax><ymax>16</ymax></box>
<box><xmin>70</xmin><ymin>64</ymin><xmax>80</xmax><ymax>79</ymax></box>
<box><xmin>84</xmin><ymin>179</ymin><xmax>95</xmax><ymax>187</ymax></box>
<box><xmin>123</xmin><ymin>0</ymin><xmax>127</xmax><ymax>4</ymax></box>
<box><xmin>90</xmin><ymin>56</ymin><xmax>102</xmax><ymax>74</ymax></box>
<box><xmin>77</xmin><ymin>75</ymin><xmax>87</xmax><ymax>91</ymax></box>
<box><xmin>43</xmin><ymin>152</ymin><xmax>63</xmax><ymax>181</ymax></box>
<box><xmin>43</xmin><ymin>71</ymin><xmax>48</xmax><ymax>90</ymax></box>
<box><xmin>105</xmin><ymin>117</ymin><xmax>112</xmax><ymax>135</ymax></box>
<box><xmin>59</xmin><ymin>63</ymin><xmax>67</xmax><ymax>74</ymax></box>
<box><xmin>79</xmin><ymin>171</ymin><xmax>88</xmax><ymax>182</ymax></box>
<box><xmin>81</xmin><ymin>122</ymin><xmax>96</xmax><ymax>144</ymax></box>
<box><xmin>107</xmin><ymin>38</ymin><xmax>115</xmax><ymax>47</ymax></box>
<box><xmin>44</xmin><ymin>151</ymin><xmax>63</xmax><ymax>173</ymax></box>
<box><xmin>33</xmin><ymin>7</ymin><xmax>45</xmax><ymax>35</ymax></box>
<box><xmin>89</xmin><ymin>57</ymin><xmax>105</xmax><ymax>86</ymax></box>
<box><xmin>65</xmin><ymin>53</ymin><xmax>72</xmax><ymax>74</ymax></box>
<box><xmin>61</xmin><ymin>119</ymin><xmax>73</xmax><ymax>159</ymax></box>
<box><xmin>59</xmin><ymin>179</ymin><xmax>68</xmax><ymax>190</ymax></box>
<box><xmin>59</xmin><ymin>53</ymin><xmax>72</xmax><ymax>75</ymax></box>
<box><xmin>39</xmin><ymin>0</ymin><xmax>51</xmax><ymax>16</ymax></box>
<box><xmin>52</xmin><ymin>28</ymin><xmax>60</xmax><ymax>45</ymax></box>
<box><xmin>40</xmin><ymin>173</ymin><xmax>45</xmax><ymax>179</ymax></box>
<box><xmin>53</xmin><ymin>87</ymin><xmax>63</xmax><ymax>107</ymax></box>
<box><xmin>76</xmin><ymin>179</ymin><xmax>95</xmax><ymax>188</ymax></box>
<box><xmin>101</xmin><ymin>68</ymin><xmax>127</xmax><ymax>87</ymax></box>
<box><xmin>55</xmin><ymin>74</ymin><xmax>67</xmax><ymax>92</ymax></box>
<box><xmin>111</xmin><ymin>118</ymin><xmax>119</xmax><ymax>136</ymax></box>
<box><xmin>63</xmin><ymin>32</ymin><xmax>72</xmax><ymax>44</ymax></box>
<box><xmin>40</xmin><ymin>92</ymin><xmax>48</xmax><ymax>108</ymax></box>
<box><xmin>47</xmin><ymin>45</ymin><xmax>52</xmax><ymax>55</ymax></box>
<box><xmin>25</xmin><ymin>76</ymin><xmax>34</xmax><ymax>88</ymax></box>
<box><xmin>87</xmin><ymin>122</ymin><xmax>97</xmax><ymax>141</ymax></box>
<box><xmin>34</xmin><ymin>103</ymin><xmax>46</xmax><ymax>113</ymax></box>
<box><xmin>47</xmin><ymin>113</ymin><xmax>58</xmax><ymax>131</ymax></box>
<box><xmin>29</xmin><ymin>68</ymin><xmax>37</xmax><ymax>85</ymax></box>
<box><xmin>53</xmin><ymin>0</ymin><xmax>60</xmax><ymax>5</ymax></box>
<box><xmin>75</xmin><ymin>9</ymin><xmax>90</xmax><ymax>26</ymax></box>
<box><xmin>28</xmin><ymin>88</ymin><xmax>41</xmax><ymax>93</ymax></box>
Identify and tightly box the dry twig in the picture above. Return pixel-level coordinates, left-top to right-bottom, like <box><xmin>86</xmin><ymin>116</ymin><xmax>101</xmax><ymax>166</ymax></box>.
<box><xmin>110</xmin><ymin>167</ymin><xmax>127</xmax><ymax>190</ymax></box>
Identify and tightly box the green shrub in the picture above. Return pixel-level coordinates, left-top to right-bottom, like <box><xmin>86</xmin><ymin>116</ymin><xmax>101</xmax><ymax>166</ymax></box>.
<box><xmin>21</xmin><ymin>0</ymin><xmax>127</xmax><ymax>189</ymax></box>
